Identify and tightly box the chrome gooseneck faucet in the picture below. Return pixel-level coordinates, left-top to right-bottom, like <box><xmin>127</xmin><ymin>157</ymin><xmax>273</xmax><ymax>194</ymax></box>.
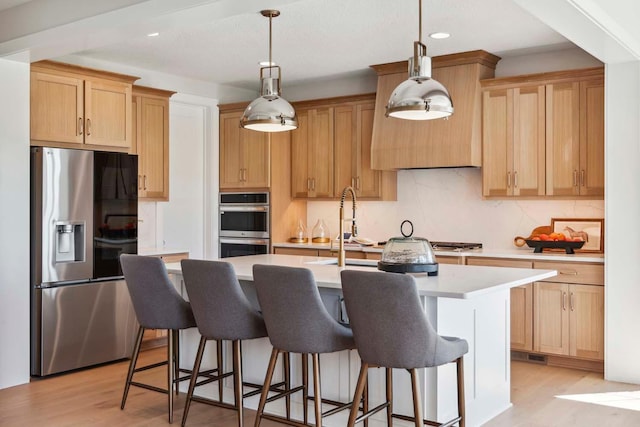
<box><xmin>338</xmin><ymin>186</ymin><xmax>358</xmax><ymax>267</ymax></box>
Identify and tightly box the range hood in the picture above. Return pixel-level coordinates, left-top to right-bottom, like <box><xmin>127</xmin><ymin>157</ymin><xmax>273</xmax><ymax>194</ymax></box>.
<box><xmin>370</xmin><ymin>50</ymin><xmax>500</xmax><ymax>170</ymax></box>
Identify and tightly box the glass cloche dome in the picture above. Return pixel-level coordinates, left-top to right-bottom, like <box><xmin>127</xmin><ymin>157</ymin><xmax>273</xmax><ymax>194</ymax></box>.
<box><xmin>377</xmin><ymin>220</ymin><xmax>438</xmax><ymax>275</ymax></box>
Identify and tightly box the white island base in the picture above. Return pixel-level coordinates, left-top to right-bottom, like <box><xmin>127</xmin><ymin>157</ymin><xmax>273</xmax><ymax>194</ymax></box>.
<box><xmin>167</xmin><ymin>254</ymin><xmax>556</xmax><ymax>427</ymax></box>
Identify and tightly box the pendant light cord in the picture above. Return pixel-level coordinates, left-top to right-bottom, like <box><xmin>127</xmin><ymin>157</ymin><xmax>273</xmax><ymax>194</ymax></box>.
<box><xmin>418</xmin><ymin>0</ymin><xmax>422</xmax><ymax>44</ymax></box>
<box><xmin>269</xmin><ymin>13</ymin><xmax>273</xmax><ymax>77</ymax></box>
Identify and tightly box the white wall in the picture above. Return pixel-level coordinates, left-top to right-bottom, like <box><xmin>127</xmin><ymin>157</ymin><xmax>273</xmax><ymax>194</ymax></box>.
<box><xmin>604</xmin><ymin>61</ymin><xmax>640</xmax><ymax>383</ymax></box>
<box><xmin>0</xmin><ymin>58</ymin><xmax>30</xmax><ymax>389</ymax></box>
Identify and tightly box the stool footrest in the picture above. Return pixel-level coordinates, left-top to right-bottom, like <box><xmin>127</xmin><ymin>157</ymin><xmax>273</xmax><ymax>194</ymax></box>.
<box><xmin>392</xmin><ymin>412</ymin><xmax>462</xmax><ymax>427</ymax></box>
<box><xmin>261</xmin><ymin>413</ymin><xmax>313</xmax><ymax>427</ymax></box>
<box><xmin>190</xmin><ymin>395</ymin><xmax>236</xmax><ymax>410</ymax></box>
<box><xmin>355</xmin><ymin>401</ymin><xmax>389</xmax><ymax>424</ymax></box>
<box><xmin>133</xmin><ymin>360</ymin><xmax>167</xmax><ymax>373</ymax></box>
<box><xmin>265</xmin><ymin>385</ymin><xmax>305</xmax><ymax>403</ymax></box>
<box><xmin>129</xmin><ymin>381</ymin><xmax>169</xmax><ymax>395</ymax></box>
<box><xmin>306</xmin><ymin>395</ymin><xmax>353</xmax><ymax>417</ymax></box>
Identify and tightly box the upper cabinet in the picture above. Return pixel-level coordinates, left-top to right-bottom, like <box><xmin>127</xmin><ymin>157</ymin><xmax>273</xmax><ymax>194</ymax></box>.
<box><xmin>481</xmin><ymin>67</ymin><xmax>604</xmax><ymax>198</ymax></box>
<box><xmin>131</xmin><ymin>86</ymin><xmax>175</xmax><ymax>201</ymax></box>
<box><xmin>369</xmin><ymin>50</ymin><xmax>501</xmax><ymax>170</ymax></box>
<box><xmin>219</xmin><ymin>110</ymin><xmax>271</xmax><ymax>189</ymax></box>
<box><xmin>291</xmin><ymin>106</ymin><xmax>335</xmax><ymax>198</ymax></box>
<box><xmin>291</xmin><ymin>94</ymin><xmax>397</xmax><ymax>200</ymax></box>
<box><xmin>31</xmin><ymin>61</ymin><xmax>138</xmax><ymax>151</ymax></box>
<box><xmin>482</xmin><ymin>86</ymin><xmax>545</xmax><ymax>197</ymax></box>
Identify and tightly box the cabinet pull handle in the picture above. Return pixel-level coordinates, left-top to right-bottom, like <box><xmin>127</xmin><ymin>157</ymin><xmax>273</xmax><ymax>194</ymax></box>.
<box><xmin>351</xmin><ymin>178</ymin><xmax>355</xmax><ymax>188</ymax></box>
<box><xmin>580</xmin><ymin>170</ymin><xmax>585</xmax><ymax>187</ymax></box>
<box><xmin>143</xmin><ymin>175</ymin><xmax>147</xmax><ymax>190</ymax></box>
<box><xmin>239</xmin><ymin>169</ymin><xmax>243</xmax><ymax>182</ymax></box>
<box><xmin>559</xmin><ymin>270</ymin><xmax>578</xmax><ymax>276</ymax></box>
<box><xmin>307</xmin><ymin>178</ymin><xmax>311</xmax><ymax>191</ymax></box>
<box><xmin>86</xmin><ymin>118</ymin><xmax>91</xmax><ymax>136</ymax></box>
<box><xmin>570</xmin><ymin>292</ymin><xmax>575</xmax><ymax>311</ymax></box>
<box><xmin>311</xmin><ymin>178</ymin><xmax>316</xmax><ymax>191</ymax></box>
<box><xmin>573</xmin><ymin>170</ymin><xmax>578</xmax><ymax>187</ymax></box>
<box><xmin>242</xmin><ymin>168</ymin><xmax>247</xmax><ymax>182</ymax></box>
<box><xmin>514</xmin><ymin>171</ymin><xmax>518</xmax><ymax>189</ymax></box>
<box><xmin>356</xmin><ymin>176</ymin><xmax>361</xmax><ymax>190</ymax></box>
<box><xmin>78</xmin><ymin>117</ymin><xmax>83</xmax><ymax>136</ymax></box>
<box><xmin>562</xmin><ymin>291</ymin><xmax>567</xmax><ymax>311</ymax></box>
<box><xmin>138</xmin><ymin>175</ymin><xmax>142</xmax><ymax>190</ymax></box>
<box><xmin>507</xmin><ymin>171</ymin><xmax>511</xmax><ymax>188</ymax></box>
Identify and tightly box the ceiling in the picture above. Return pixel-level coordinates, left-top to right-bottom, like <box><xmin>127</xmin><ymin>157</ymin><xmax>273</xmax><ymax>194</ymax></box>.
<box><xmin>72</xmin><ymin>0</ymin><xmax>571</xmax><ymax>92</ymax></box>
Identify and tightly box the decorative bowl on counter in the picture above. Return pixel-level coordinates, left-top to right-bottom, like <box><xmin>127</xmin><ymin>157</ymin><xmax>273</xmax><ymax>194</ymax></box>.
<box><xmin>525</xmin><ymin>239</ymin><xmax>585</xmax><ymax>254</ymax></box>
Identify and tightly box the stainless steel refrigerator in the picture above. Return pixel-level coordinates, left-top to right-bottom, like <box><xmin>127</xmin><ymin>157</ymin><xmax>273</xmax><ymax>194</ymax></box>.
<box><xmin>31</xmin><ymin>147</ymin><xmax>139</xmax><ymax>376</ymax></box>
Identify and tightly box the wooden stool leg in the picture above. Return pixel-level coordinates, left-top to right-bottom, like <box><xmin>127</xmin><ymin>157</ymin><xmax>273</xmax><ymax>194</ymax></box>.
<box><xmin>121</xmin><ymin>326</ymin><xmax>145</xmax><ymax>410</ymax></box>
<box><xmin>409</xmin><ymin>369</ymin><xmax>423</xmax><ymax>427</ymax></box>
<box><xmin>168</xmin><ymin>329</ymin><xmax>175</xmax><ymax>423</ymax></box>
<box><xmin>312</xmin><ymin>353</ymin><xmax>322</xmax><ymax>427</ymax></box>
<box><xmin>174</xmin><ymin>330</ymin><xmax>180</xmax><ymax>395</ymax></box>
<box><xmin>302</xmin><ymin>353</ymin><xmax>309</xmax><ymax>425</ymax></box>
<box><xmin>348</xmin><ymin>362</ymin><xmax>368</xmax><ymax>427</ymax></box>
<box><xmin>284</xmin><ymin>351</ymin><xmax>291</xmax><ymax>420</ymax></box>
<box><xmin>181</xmin><ymin>336</ymin><xmax>207</xmax><ymax>427</ymax></box>
<box><xmin>363</xmin><ymin>369</ymin><xmax>369</xmax><ymax>427</ymax></box>
<box><xmin>233</xmin><ymin>340</ymin><xmax>244</xmax><ymax>427</ymax></box>
<box><xmin>217</xmin><ymin>339</ymin><xmax>224</xmax><ymax>402</ymax></box>
<box><xmin>254</xmin><ymin>348</ymin><xmax>279</xmax><ymax>427</ymax></box>
<box><xmin>457</xmin><ymin>357</ymin><xmax>466</xmax><ymax>427</ymax></box>
<box><xmin>386</xmin><ymin>368</ymin><xmax>393</xmax><ymax>427</ymax></box>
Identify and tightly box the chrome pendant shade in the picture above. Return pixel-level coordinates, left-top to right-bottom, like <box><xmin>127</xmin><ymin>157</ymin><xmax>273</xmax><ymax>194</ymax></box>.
<box><xmin>240</xmin><ymin>10</ymin><xmax>297</xmax><ymax>132</ymax></box>
<box><xmin>386</xmin><ymin>0</ymin><xmax>453</xmax><ymax>120</ymax></box>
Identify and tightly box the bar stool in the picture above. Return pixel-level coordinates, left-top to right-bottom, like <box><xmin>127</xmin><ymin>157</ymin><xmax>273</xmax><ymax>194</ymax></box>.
<box><xmin>340</xmin><ymin>269</ymin><xmax>468</xmax><ymax>427</ymax></box>
<box><xmin>180</xmin><ymin>259</ymin><xmax>270</xmax><ymax>427</ymax></box>
<box><xmin>120</xmin><ymin>254</ymin><xmax>199</xmax><ymax>423</ymax></box>
<box><xmin>252</xmin><ymin>264</ymin><xmax>364</xmax><ymax>427</ymax></box>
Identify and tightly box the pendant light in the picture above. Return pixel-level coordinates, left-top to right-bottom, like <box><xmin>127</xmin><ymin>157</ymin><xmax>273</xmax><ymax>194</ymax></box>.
<box><xmin>386</xmin><ymin>0</ymin><xmax>453</xmax><ymax>120</ymax></box>
<box><xmin>240</xmin><ymin>10</ymin><xmax>297</xmax><ymax>132</ymax></box>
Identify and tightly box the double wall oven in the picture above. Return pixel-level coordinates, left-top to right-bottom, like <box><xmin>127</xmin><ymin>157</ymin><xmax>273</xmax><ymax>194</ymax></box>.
<box><xmin>219</xmin><ymin>192</ymin><xmax>270</xmax><ymax>258</ymax></box>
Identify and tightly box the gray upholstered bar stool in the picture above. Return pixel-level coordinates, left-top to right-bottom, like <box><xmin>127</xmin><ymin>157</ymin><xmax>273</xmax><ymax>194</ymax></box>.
<box><xmin>252</xmin><ymin>264</ymin><xmax>363</xmax><ymax>427</ymax></box>
<box><xmin>180</xmin><ymin>259</ymin><xmax>269</xmax><ymax>427</ymax></box>
<box><xmin>120</xmin><ymin>254</ymin><xmax>198</xmax><ymax>424</ymax></box>
<box><xmin>341</xmin><ymin>269</ymin><xmax>468</xmax><ymax>427</ymax></box>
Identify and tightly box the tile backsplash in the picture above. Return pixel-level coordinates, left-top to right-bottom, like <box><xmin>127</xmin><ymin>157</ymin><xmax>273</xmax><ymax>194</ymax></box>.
<box><xmin>306</xmin><ymin>168</ymin><xmax>604</xmax><ymax>250</ymax></box>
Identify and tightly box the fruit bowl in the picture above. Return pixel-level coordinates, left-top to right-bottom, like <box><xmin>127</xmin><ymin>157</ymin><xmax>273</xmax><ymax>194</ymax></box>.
<box><xmin>525</xmin><ymin>239</ymin><xmax>585</xmax><ymax>254</ymax></box>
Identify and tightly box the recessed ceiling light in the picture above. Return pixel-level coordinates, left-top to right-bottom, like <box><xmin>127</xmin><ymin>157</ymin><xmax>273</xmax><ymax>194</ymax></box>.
<box><xmin>147</xmin><ymin>32</ymin><xmax>160</xmax><ymax>37</ymax></box>
<box><xmin>429</xmin><ymin>32</ymin><xmax>450</xmax><ymax>39</ymax></box>
<box><xmin>259</xmin><ymin>61</ymin><xmax>276</xmax><ymax>67</ymax></box>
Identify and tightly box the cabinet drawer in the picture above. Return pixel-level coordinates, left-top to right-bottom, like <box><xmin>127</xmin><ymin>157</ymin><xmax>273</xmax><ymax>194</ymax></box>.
<box><xmin>437</xmin><ymin>255</ymin><xmax>463</xmax><ymax>265</ymax></box>
<box><xmin>159</xmin><ymin>253</ymin><xmax>189</xmax><ymax>264</ymax></box>
<box><xmin>534</xmin><ymin>261</ymin><xmax>603</xmax><ymax>285</ymax></box>
<box><xmin>273</xmin><ymin>247</ymin><xmax>319</xmax><ymax>256</ymax></box>
<box><xmin>466</xmin><ymin>257</ymin><xmax>533</xmax><ymax>269</ymax></box>
<box><xmin>318</xmin><ymin>249</ymin><xmax>366</xmax><ymax>259</ymax></box>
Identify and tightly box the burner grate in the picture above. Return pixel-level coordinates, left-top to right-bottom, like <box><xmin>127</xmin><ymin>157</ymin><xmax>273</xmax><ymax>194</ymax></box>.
<box><xmin>430</xmin><ymin>241</ymin><xmax>483</xmax><ymax>250</ymax></box>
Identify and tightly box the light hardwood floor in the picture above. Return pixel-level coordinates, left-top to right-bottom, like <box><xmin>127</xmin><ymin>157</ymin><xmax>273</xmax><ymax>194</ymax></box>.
<box><xmin>1</xmin><ymin>349</ymin><xmax>640</xmax><ymax>426</ymax></box>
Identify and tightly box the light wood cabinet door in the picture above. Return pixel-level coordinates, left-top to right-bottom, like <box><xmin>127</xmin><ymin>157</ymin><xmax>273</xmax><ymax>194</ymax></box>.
<box><xmin>30</xmin><ymin>71</ymin><xmax>84</xmax><ymax>145</ymax></box>
<box><xmin>482</xmin><ymin>86</ymin><xmax>545</xmax><ymax>197</ymax></box>
<box><xmin>511</xmin><ymin>284</ymin><xmax>533</xmax><ymax>351</ymax></box>
<box><xmin>273</xmin><ymin>247</ymin><xmax>319</xmax><ymax>256</ymax></box>
<box><xmin>137</xmin><ymin>96</ymin><xmax>169</xmax><ymax>200</ymax></box>
<box><xmin>354</xmin><ymin>102</ymin><xmax>381</xmax><ymax>198</ymax></box>
<box><xmin>219</xmin><ymin>111</ymin><xmax>270</xmax><ymax>189</ymax></box>
<box><xmin>333</xmin><ymin>105</ymin><xmax>356</xmax><ymax>195</ymax></box>
<box><xmin>242</xmin><ymin>129</ymin><xmax>270</xmax><ymax>188</ymax></box>
<box><xmin>84</xmin><ymin>78</ymin><xmax>132</xmax><ymax>149</ymax></box>
<box><xmin>579</xmin><ymin>80</ymin><xmax>604</xmax><ymax>196</ymax></box>
<box><xmin>569</xmin><ymin>284</ymin><xmax>604</xmax><ymax>360</ymax></box>
<box><xmin>546</xmin><ymin>82</ymin><xmax>581</xmax><ymax>196</ymax></box>
<box><xmin>291</xmin><ymin>108</ymin><xmax>334</xmax><ymax>198</ymax></box>
<box><xmin>534</xmin><ymin>282</ymin><xmax>570</xmax><ymax>356</ymax></box>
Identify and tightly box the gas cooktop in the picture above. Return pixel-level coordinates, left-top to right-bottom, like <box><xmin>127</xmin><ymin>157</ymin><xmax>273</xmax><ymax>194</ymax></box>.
<box><xmin>429</xmin><ymin>241</ymin><xmax>483</xmax><ymax>251</ymax></box>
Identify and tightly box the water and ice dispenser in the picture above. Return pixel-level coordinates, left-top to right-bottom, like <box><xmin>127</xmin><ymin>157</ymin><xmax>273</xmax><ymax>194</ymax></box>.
<box><xmin>55</xmin><ymin>221</ymin><xmax>85</xmax><ymax>263</ymax></box>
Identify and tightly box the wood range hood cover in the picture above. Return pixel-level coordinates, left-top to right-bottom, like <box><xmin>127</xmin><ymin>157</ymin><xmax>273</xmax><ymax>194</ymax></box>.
<box><xmin>370</xmin><ymin>50</ymin><xmax>500</xmax><ymax>170</ymax></box>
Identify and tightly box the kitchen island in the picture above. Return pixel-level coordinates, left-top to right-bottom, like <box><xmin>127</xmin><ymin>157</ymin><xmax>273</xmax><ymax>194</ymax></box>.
<box><xmin>166</xmin><ymin>254</ymin><xmax>557</xmax><ymax>427</ymax></box>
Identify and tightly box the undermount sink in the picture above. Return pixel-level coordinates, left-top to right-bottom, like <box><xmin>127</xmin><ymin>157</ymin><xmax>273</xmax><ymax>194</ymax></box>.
<box><xmin>304</xmin><ymin>258</ymin><xmax>377</xmax><ymax>267</ymax></box>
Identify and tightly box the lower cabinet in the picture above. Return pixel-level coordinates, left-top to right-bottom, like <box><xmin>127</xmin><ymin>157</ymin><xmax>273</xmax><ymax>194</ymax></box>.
<box><xmin>273</xmin><ymin>246</ymin><xmax>365</xmax><ymax>259</ymax></box>
<box><xmin>533</xmin><ymin>281</ymin><xmax>604</xmax><ymax>360</ymax></box>
<box><xmin>511</xmin><ymin>284</ymin><xmax>534</xmax><ymax>351</ymax></box>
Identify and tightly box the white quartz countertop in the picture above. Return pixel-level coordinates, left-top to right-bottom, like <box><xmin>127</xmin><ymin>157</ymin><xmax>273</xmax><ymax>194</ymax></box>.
<box><xmin>272</xmin><ymin>242</ymin><xmax>604</xmax><ymax>263</ymax></box>
<box><xmin>138</xmin><ymin>247</ymin><xmax>190</xmax><ymax>257</ymax></box>
<box><xmin>165</xmin><ymin>254</ymin><xmax>557</xmax><ymax>299</ymax></box>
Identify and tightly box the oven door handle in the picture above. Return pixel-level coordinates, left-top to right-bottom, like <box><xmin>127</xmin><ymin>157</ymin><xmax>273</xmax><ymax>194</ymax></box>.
<box><xmin>219</xmin><ymin>206</ymin><xmax>268</xmax><ymax>213</ymax></box>
<box><xmin>219</xmin><ymin>237</ymin><xmax>269</xmax><ymax>245</ymax></box>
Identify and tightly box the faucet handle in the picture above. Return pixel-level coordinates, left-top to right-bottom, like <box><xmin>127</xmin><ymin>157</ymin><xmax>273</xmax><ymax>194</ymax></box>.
<box><xmin>352</xmin><ymin>223</ymin><xmax>358</xmax><ymax>237</ymax></box>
